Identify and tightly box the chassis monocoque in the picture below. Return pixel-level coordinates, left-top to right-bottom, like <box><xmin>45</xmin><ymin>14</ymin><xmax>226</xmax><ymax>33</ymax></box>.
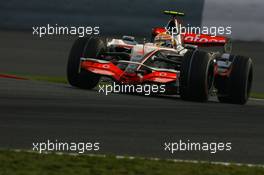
<box><xmin>67</xmin><ymin>36</ymin><xmax>253</xmax><ymax>104</ymax></box>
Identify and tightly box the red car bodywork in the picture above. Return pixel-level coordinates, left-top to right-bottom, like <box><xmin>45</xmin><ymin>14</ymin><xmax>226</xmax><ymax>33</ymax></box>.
<box><xmin>80</xmin><ymin>29</ymin><xmax>228</xmax><ymax>85</ymax></box>
<box><xmin>80</xmin><ymin>50</ymin><xmax>178</xmax><ymax>85</ymax></box>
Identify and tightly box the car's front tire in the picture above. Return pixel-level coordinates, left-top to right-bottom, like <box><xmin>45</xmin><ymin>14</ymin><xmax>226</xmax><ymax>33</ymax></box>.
<box><xmin>67</xmin><ymin>37</ymin><xmax>105</xmax><ymax>89</ymax></box>
<box><xmin>180</xmin><ymin>50</ymin><xmax>214</xmax><ymax>102</ymax></box>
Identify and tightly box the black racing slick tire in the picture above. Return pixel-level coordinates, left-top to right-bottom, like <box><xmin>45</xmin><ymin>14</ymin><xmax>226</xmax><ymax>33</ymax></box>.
<box><xmin>67</xmin><ymin>37</ymin><xmax>106</xmax><ymax>89</ymax></box>
<box><xmin>180</xmin><ymin>50</ymin><xmax>214</xmax><ymax>102</ymax></box>
<box><xmin>218</xmin><ymin>56</ymin><xmax>253</xmax><ymax>104</ymax></box>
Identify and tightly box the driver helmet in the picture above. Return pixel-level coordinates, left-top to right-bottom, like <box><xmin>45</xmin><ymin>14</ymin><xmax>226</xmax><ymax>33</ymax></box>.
<box><xmin>154</xmin><ymin>33</ymin><xmax>175</xmax><ymax>48</ymax></box>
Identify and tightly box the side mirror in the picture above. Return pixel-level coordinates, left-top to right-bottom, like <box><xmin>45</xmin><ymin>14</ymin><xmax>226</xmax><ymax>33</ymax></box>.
<box><xmin>122</xmin><ymin>36</ymin><xmax>135</xmax><ymax>42</ymax></box>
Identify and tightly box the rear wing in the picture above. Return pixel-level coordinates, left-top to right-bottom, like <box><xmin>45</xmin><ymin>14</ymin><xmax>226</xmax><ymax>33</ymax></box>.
<box><xmin>182</xmin><ymin>33</ymin><xmax>227</xmax><ymax>46</ymax></box>
<box><xmin>152</xmin><ymin>27</ymin><xmax>228</xmax><ymax>47</ymax></box>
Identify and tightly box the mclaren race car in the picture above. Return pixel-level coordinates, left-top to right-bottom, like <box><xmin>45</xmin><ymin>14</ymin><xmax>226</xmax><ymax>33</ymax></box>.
<box><xmin>67</xmin><ymin>11</ymin><xmax>253</xmax><ymax>104</ymax></box>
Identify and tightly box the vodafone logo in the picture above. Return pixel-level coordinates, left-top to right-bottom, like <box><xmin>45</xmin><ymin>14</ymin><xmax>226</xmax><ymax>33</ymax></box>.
<box><xmin>184</xmin><ymin>35</ymin><xmax>226</xmax><ymax>43</ymax></box>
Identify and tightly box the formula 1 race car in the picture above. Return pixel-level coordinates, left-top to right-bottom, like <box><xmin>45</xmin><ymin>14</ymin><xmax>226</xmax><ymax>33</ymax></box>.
<box><xmin>67</xmin><ymin>11</ymin><xmax>253</xmax><ymax>104</ymax></box>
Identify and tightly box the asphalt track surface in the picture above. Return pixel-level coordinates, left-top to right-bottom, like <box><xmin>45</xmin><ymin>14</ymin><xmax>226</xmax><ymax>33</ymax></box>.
<box><xmin>0</xmin><ymin>31</ymin><xmax>264</xmax><ymax>164</ymax></box>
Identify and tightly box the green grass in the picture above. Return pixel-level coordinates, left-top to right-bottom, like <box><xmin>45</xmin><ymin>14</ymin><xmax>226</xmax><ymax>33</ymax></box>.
<box><xmin>1</xmin><ymin>72</ymin><xmax>264</xmax><ymax>99</ymax></box>
<box><xmin>24</xmin><ymin>75</ymin><xmax>68</xmax><ymax>84</ymax></box>
<box><xmin>0</xmin><ymin>151</ymin><xmax>263</xmax><ymax>175</ymax></box>
<box><xmin>0</xmin><ymin>72</ymin><xmax>67</xmax><ymax>84</ymax></box>
<box><xmin>250</xmin><ymin>92</ymin><xmax>264</xmax><ymax>99</ymax></box>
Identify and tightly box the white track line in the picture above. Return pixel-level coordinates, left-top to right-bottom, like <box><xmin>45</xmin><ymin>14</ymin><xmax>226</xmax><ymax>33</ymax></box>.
<box><xmin>11</xmin><ymin>149</ymin><xmax>264</xmax><ymax>168</ymax></box>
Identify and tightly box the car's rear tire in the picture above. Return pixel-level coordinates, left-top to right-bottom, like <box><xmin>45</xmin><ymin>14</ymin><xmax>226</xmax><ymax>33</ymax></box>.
<box><xmin>180</xmin><ymin>50</ymin><xmax>214</xmax><ymax>102</ymax></box>
<box><xmin>217</xmin><ymin>56</ymin><xmax>253</xmax><ymax>104</ymax></box>
<box><xmin>67</xmin><ymin>37</ymin><xmax>105</xmax><ymax>89</ymax></box>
